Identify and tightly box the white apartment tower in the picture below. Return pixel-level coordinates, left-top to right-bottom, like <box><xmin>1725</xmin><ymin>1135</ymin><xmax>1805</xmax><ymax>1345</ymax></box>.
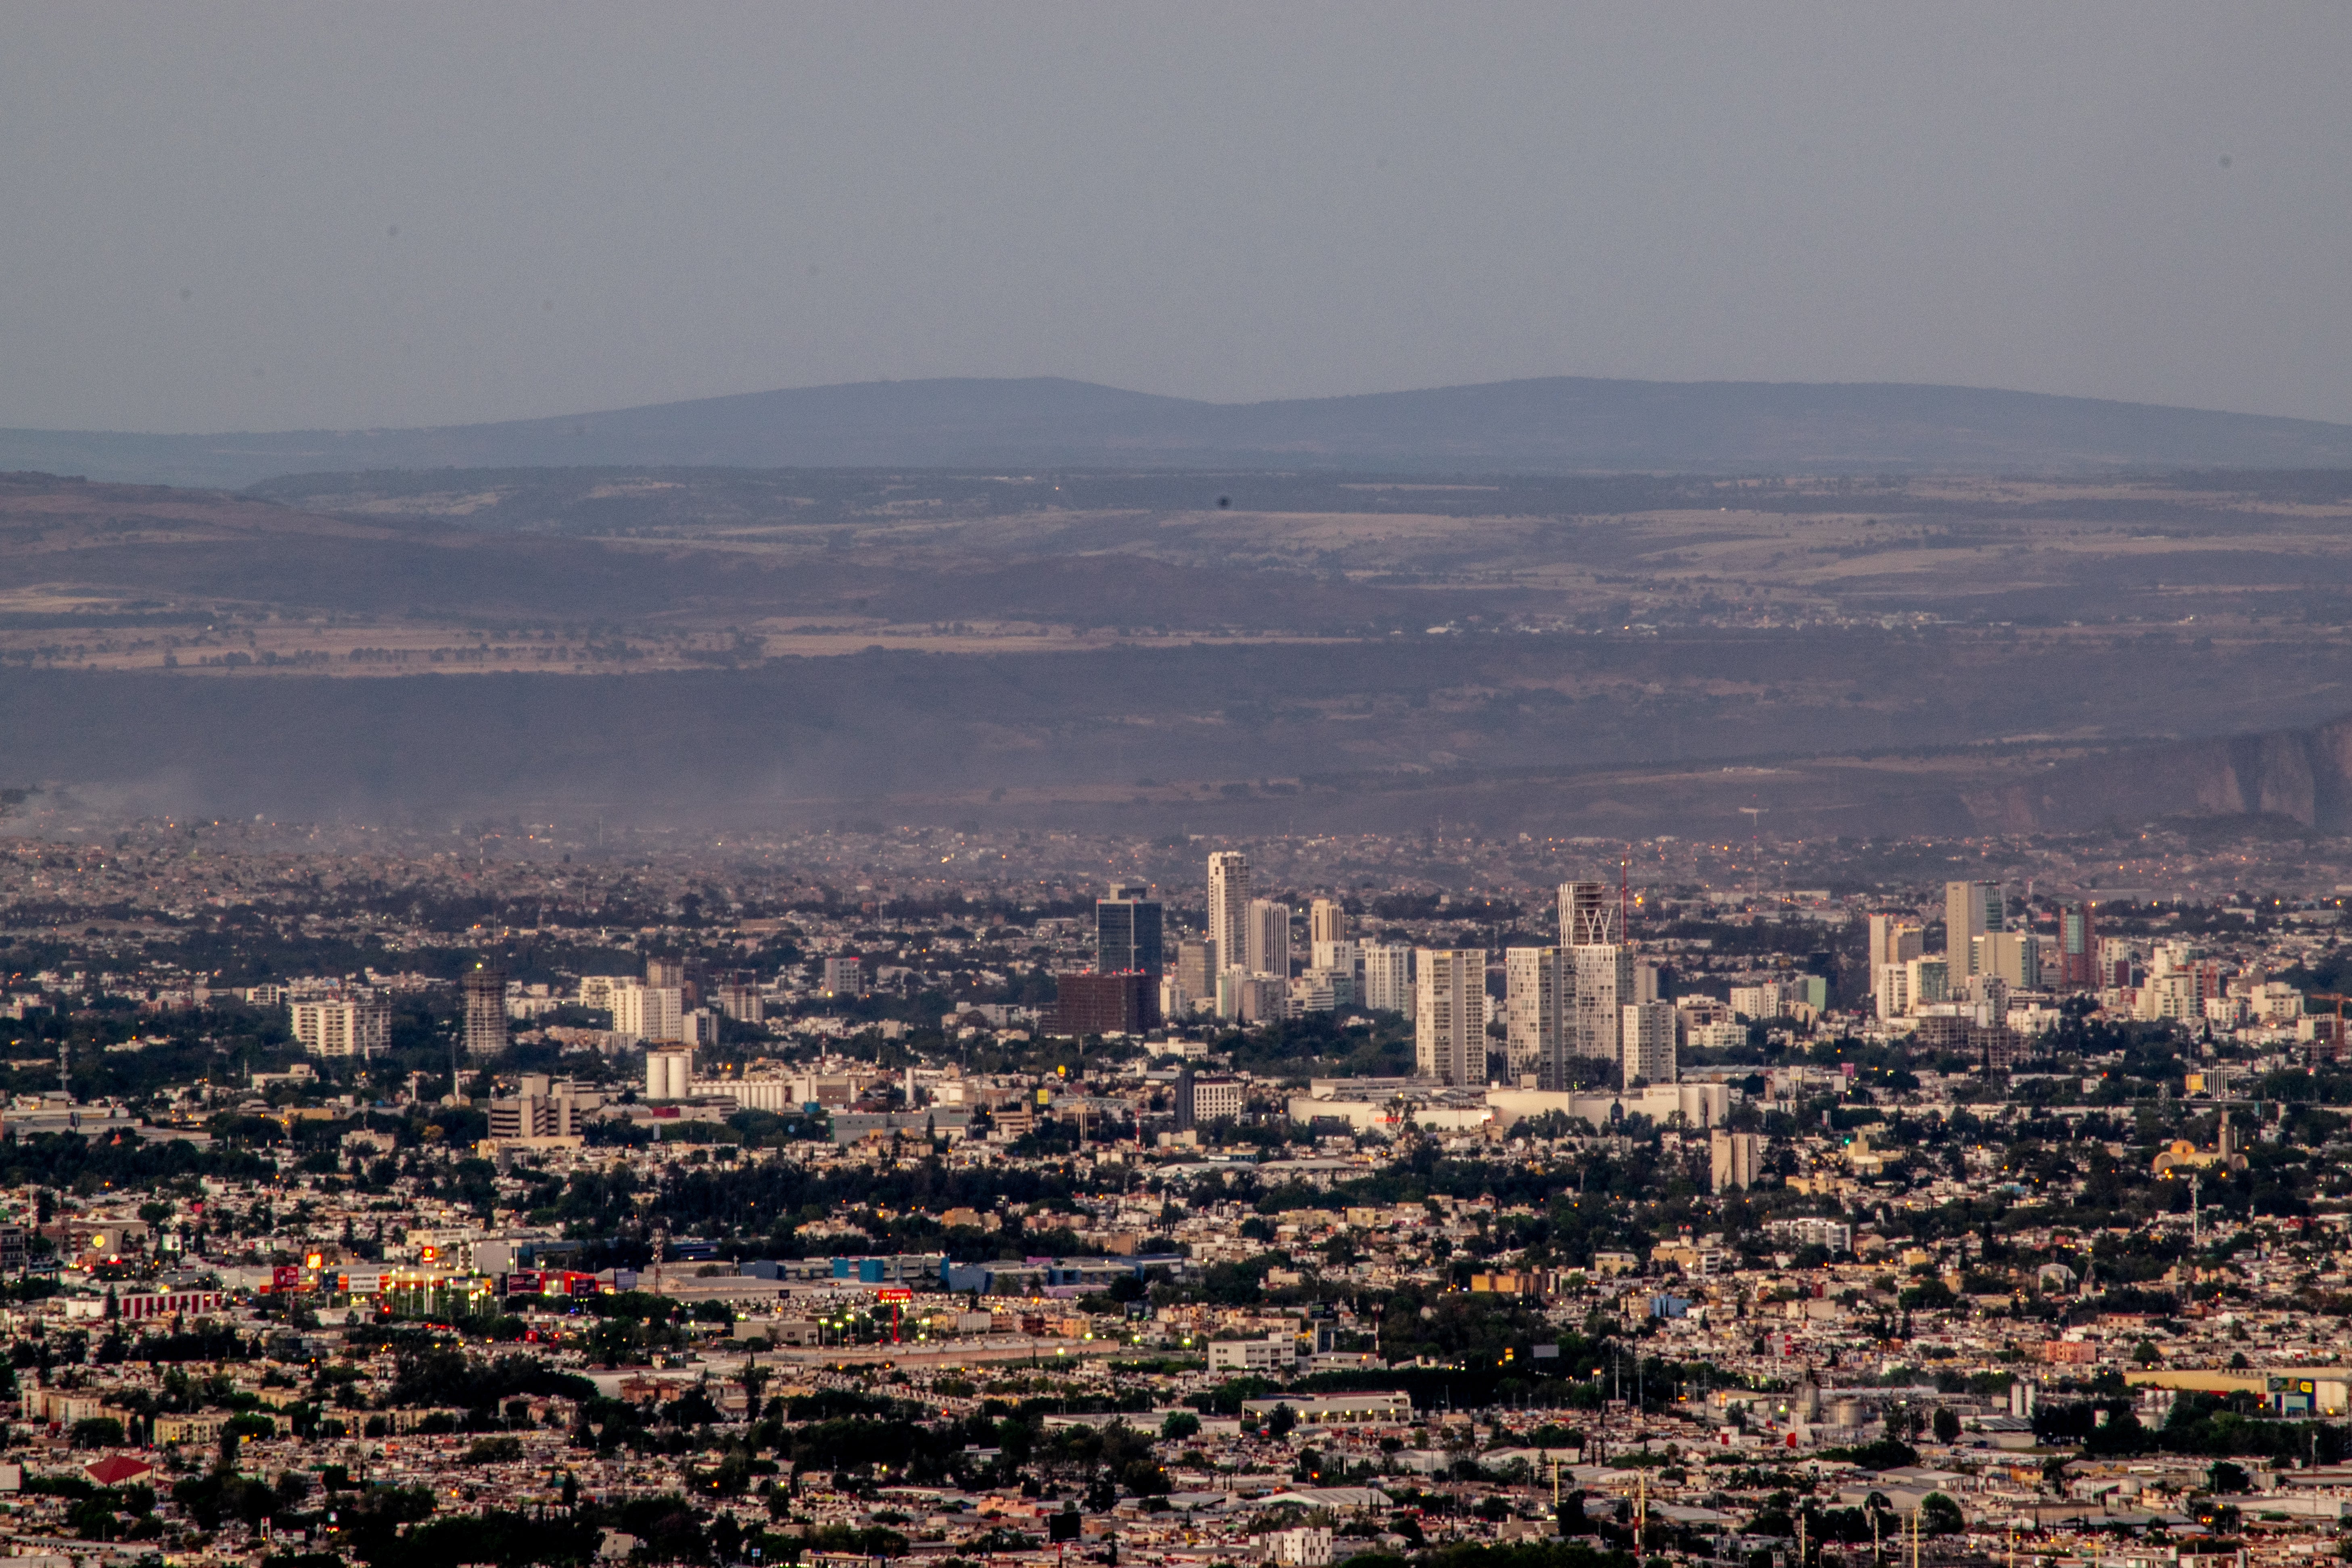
<box><xmin>1415</xmin><ymin>948</ymin><xmax>1486</xmax><ymax>1087</ymax></box>
<box><xmin>1309</xmin><ymin>899</ymin><xmax>1348</xmax><ymax>946</ymax></box>
<box><xmin>1207</xmin><ymin>852</ymin><xmax>1252</xmax><ymax>975</ymax></box>
<box><xmin>1245</xmin><ymin>898</ymin><xmax>1293</xmax><ymax>979</ymax></box>
<box><xmin>1946</xmin><ymin>880</ymin><xmax>2003</xmax><ymax>977</ymax></box>
<box><xmin>1869</xmin><ymin>916</ymin><xmax>1926</xmax><ymax>1008</ymax></box>
<box><xmin>1359</xmin><ymin>944</ymin><xmax>1414</xmax><ymax>1013</ymax></box>
<box><xmin>1568</xmin><ymin>946</ymin><xmax>1632</xmax><ymax>1069</ymax></box>
<box><xmin>290</xmin><ymin>994</ymin><xmax>390</xmax><ymax>1059</ymax></box>
<box><xmin>1560</xmin><ymin>878</ymin><xmax>1633</xmax><ymax>1075</ymax></box>
<box><xmin>610</xmin><ymin>981</ymin><xmax>684</xmax><ymax>1044</ymax></box>
<box><xmin>1875</xmin><ymin>964</ymin><xmax>1912</xmax><ymax>1020</ymax></box>
<box><xmin>1621</xmin><ymin>999</ymin><xmax>1676</xmax><ymax>1089</ymax></box>
<box><xmin>1503</xmin><ymin>946</ymin><xmax>1570</xmax><ymax>1085</ymax></box>
<box><xmin>1311</xmin><ymin>937</ymin><xmax>1360</xmax><ymax>983</ymax></box>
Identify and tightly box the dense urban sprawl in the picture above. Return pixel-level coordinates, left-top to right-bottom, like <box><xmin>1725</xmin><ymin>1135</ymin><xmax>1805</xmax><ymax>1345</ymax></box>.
<box><xmin>4</xmin><ymin>817</ymin><xmax>2352</xmax><ymax>1568</ymax></box>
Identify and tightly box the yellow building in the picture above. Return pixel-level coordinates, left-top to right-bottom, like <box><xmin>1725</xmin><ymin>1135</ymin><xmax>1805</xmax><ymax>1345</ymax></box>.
<box><xmin>2151</xmin><ymin>1119</ymin><xmax>2246</xmax><ymax>1176</ymax></box>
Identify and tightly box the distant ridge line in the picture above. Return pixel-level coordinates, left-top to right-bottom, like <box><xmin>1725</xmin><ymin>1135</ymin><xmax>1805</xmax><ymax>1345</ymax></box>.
<box><xmin>6</xmin><ymin>373</ymin><xmax>2352</xmax><ymax>489</ymax></box>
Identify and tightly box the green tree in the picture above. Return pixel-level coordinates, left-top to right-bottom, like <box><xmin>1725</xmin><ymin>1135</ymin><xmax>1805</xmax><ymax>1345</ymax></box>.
<box><xmin>70</xmin><ymin>1416</ymin><xmax>126</xmax><ymax>1448</ymax></box>
<box><xmin>218</xmin><ymin>1412</ymin><xmax>275</xmax><ymax>1471</ymax></box>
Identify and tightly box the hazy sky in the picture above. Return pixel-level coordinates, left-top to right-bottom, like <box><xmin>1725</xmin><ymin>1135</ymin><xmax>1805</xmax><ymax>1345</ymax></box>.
<box><xmin>4</xmin><ymin>3</ymin><xmax>2350</xmax><ymax>433</ymax></box>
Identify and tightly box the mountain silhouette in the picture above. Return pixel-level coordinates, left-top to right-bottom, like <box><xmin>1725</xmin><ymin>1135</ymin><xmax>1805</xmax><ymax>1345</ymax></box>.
<box><xmin>7</xmin><ymin>375</ymin><xmax>2352</xmax><ymax>488</ymax></box>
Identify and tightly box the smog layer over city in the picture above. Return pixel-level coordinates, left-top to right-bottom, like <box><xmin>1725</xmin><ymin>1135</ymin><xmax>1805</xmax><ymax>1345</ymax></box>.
<box><xmin>8</xmin><ymin>12</ymin><xmax>2352</xmax><ymax>1568</ymax></box>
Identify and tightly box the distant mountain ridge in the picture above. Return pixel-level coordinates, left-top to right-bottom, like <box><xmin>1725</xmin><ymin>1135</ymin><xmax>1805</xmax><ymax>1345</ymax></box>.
<box><xmin>6</xmin><ymin>375</ymin><xmax>2352</xmax><ymax>488</ymax></box>
<box><xmin>1965</xmin><ymin>711</ymin><xmax>2352</xmax><ymax>836</ymax></box>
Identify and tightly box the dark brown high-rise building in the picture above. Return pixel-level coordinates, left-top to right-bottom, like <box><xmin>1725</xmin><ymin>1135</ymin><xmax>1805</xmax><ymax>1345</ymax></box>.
<box><xmin>1043</xmin><ymin>972</ymin><xmax>1159</xmax><ymax>1037</ymax></box>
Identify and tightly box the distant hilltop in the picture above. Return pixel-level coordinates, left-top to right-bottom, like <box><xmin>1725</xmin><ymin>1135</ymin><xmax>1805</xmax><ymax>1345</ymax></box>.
<box><xmin>7</xmin><ymin>374</ymin><xmax>2352</xmax><ymax>488</ymax></box>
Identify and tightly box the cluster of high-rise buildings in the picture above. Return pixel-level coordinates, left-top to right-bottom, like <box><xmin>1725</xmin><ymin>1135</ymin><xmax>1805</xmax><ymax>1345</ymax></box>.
<box><xmin>1061</xmin><ymin>855</ymin><xmax>1677</xmax><ymax>1093</ymax></box>
<box><xmin>1859</xmin><ymin>881</ymin><xmax>2323</xmax><ymax>1061</ymax></box>
<box><xmin>264</xmin><ymin>954</ymin><xmax>756</xmax><ymax>1069</ymax></box>
<box><xmin>1868</xmin><ymin>881</ymin><xmax>2114</xmax><ymax>1020</ymax></box>
<box><xmin>1045</xmin><ymin>857</ymin><xmax>1386</xmax><ymax>1037</ymax></box>
<box><xmin>1435</xmin><ymin>879</ymin><xmax>1670</xmax><ymax>1091</ymax></box>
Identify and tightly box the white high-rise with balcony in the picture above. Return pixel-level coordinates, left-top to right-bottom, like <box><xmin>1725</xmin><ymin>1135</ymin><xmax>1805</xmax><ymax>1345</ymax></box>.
<box><xmin>1503</xmin><ymin>946</ymin><xmax>1568</xmax><ymax>1084</ymax></box>
<box><xmin>1207</xmin><ymin>851</ymin><xmax>1251</xmax><ymax>976</ymax></box>
<box><xmin>1360</xmin><ymin>945</ymin><xmax>1413</xmax><ymax>1013</ymax></box>
<box><xmin>610</xmin><ymin>981</ymin><xmax>684</xmax><ymax>1044</ymax></box>
<box><xmin>1415</xmin><ymin>948</ymin><xmax>1486</xmax><ymax>1087</ymax></box>
<box><xmin>1621</xmin><ymin>1000</ymin><xmax>1677</xmax><ymax>1088</ymax></box>
<box><xmin>1571</xmin><ymin>945</ymin><xmax>1632</xmax><ymax>1070</ymax></box>
<box><xmin>1245</xmin><ymin>898</ymin><xmax>1292</xmax><ymax>979</ymax></box>
<box><xmin>290</xmin><ymin>994</ymin><xmax>389</xmax><ymax>1058</ymax></box>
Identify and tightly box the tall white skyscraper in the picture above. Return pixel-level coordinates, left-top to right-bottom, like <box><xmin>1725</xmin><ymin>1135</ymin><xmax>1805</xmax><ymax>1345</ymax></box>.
<box><xmin>1570</xmin><ymin>944</ymin><xmax>1632</xmax><ymax>1073</ymax></box>
<box><xmin>1559</xmin><ymin>877</ymin><xmax>1630</xmax><ymax>1076</ymax></box>
<box><xmin>1946</xmin><ymin>880</ymin><xmax>2003</xmax><ymax>977</ymax></box>
<box><xmin>1559</xmin><ymin>880</ymin><xmax>1616</xmax><ymax>947</ymax></box>
<box><xmin>1207</xmin><ymin>851</ymin><xmax>1252</xmax><ymax>974</ymax></box>
<box><xmin>1245</xmin><ymin>898</ymin><xmax>1293</xmax><ymax>979</ymax></box>
<box><xmin>1360</xmin><ymin>944</ymin><xmax>1414</xmax><ymax>1013</ymax></box>
<box><xmin>1503</xmin><ymin>946</ymin><xmax>1569</xmax><ymax>1084</ymax></box>
<box><xmin>1415</xmin><ymin>949</ymin><xmax>1486</xmax><ymax>1087</ymax></box>
<box><xmin>1621</xmin><ymin>1000</ymin><xmax>1676</xmax><ymax>1089</ymax></box>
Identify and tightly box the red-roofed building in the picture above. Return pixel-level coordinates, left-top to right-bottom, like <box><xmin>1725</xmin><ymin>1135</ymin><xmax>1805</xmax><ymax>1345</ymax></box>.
<box><xmin>84</xmin><ymin>1454</ymin><xmax>153</xmax><ymax>1486</ymax></box>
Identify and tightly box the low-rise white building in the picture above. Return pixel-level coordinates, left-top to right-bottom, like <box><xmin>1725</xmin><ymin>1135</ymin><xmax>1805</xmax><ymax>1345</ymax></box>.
<box><xmin>1209</xmin><ymin>1335</ymin><xmax>1298</xmax><ymax>1374</ymax></box>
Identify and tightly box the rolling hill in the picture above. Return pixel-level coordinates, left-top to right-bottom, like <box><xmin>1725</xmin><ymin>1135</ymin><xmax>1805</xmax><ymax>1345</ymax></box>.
<box><xmin>7</xmin><ymin>375</ymin><xmax>2352</xmax><ymax>489</ymax></box>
